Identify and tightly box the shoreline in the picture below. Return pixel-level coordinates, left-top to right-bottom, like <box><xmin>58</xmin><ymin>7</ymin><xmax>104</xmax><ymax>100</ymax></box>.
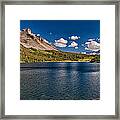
<box><xmin>20</xmin><ymin>62</ymin><xmax>100</xmax><ymax>68</ymax></box>
<box><xmin>20</xmin><ymin>61</ymin><xmax>100</xmax><ymax>63</ymax></box>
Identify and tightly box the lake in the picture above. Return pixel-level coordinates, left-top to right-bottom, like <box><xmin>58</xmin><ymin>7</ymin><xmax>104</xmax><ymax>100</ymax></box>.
<box><xmin>20</xmin><ymin>62</ymin><xmax>100</xmax><ymax>100</ymax></box>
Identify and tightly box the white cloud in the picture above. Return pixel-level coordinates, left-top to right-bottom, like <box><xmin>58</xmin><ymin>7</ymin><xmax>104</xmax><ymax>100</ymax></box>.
<box><xmin>97</xmin><ymin>38</ymin><xmax>100</xmax><ymax>41</ymax></box>
<box><xmin>85</xmin><ymin>47</ymin><xmax>89</xmax><ymax>50</ymax></box>
<box><xmin>68</xmin><ymin>41</ymin><xmax>78</xmax><ymax>48</ymax></box>
<box><xmin>49</xmin><ymin>32</ymin><xmax>52</xmax><ymax>35</ymax></box>
<box><xmin>85</xmin><ymin>40</ymin><xmax>100</xmax><ymax>52</ymax></box>
<box><xmin>37</xmin><ymin>34</ymin><xmax>40</xmax><ymax>36</ymax></box>
<box><xmin>81</xmin><ymin>52</ymin><xmax>86</xmax><ymax>54</ymax></box>
<box><xmin>75</xmin><ymin>46</ymin><xmax>78</xmax><ymax>49</ymax></box>
<box><xmin>81</xmin><ymin>44</ymin><xmax>85</xmax><ymax>47</ymax></box>
<box><xmin>89</xmin><ymin>52</ymin><xmax>97</xmax><ymax>55</ymax></box>
<box><xmin>69</xmin><ymin>36</ymin><xmax>80</xmax><ymax>40</ymax></box>
<box><xmin>88</xmin><ymin>38</ymin><xmax>95</xmax><ymax>41</ymax></box>
<box><xmin>85</xmin><ymin>42</ymin><xmax>90</xmax><ymax>45</ymax></box>
<box><xmin>54</xmin><ymin>38</ymin><xmax>68</xmax><ymax>47</ymax></box>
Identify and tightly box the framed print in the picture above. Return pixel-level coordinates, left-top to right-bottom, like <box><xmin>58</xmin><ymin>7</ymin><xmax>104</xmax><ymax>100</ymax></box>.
<box><xmin>0</xmin><ymin>0</ymin><xmax>120</xmax><ymax>119</ymax></box>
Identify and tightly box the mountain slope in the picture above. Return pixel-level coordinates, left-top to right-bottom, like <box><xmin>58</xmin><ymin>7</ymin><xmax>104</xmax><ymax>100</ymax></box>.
<box><xmin>20</xmin><ymin>28</ymin><xmax>100</xmax><ymax>63</ymax></box>
<box><xmin>20</xmin><ymin>44</ymin><xmax>100</xmax><ymax>63</ymax></box>
<box><xmin>20</xmin><ymin>28</ymin><xmax>58</xmax><ymax>51</ymax></box>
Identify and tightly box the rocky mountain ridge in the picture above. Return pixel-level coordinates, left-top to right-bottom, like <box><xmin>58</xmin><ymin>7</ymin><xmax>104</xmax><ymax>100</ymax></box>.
<box><xmin>20</xmin><ymin>28</ymin><xmax>58</xmax><ymax>51</ymax></box>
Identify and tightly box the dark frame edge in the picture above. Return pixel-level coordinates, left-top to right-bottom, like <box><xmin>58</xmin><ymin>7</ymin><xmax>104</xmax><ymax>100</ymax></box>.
<box><xmin>1</xmin><ymin>0</ymin><xmax>5</xmax><ymax>120</ymax></box>
<box><xmin>0</xmin><ymin>0</ymin><xmax>120</xmax><ymax>120</ymax></box>
<box><xmin>1</xmin><ymin>0</ymin><xmax>120</xmax><ymax>5</ymax></box>
<box><xmin>115</xmin><ymin>1</ymin><xmax>119</xmax><ymax>119</ymax></box>
<box><xmin>0</xmin><ymin>1</ymin><xmax>1</xmax><ymax>119</ymax></box>
<box><xmin>2</xmin><ymin>115</ymin><xmax>119</xmax><ymax>119</ymax></box>
<box><xmin>115</xmin><ymin>2</ymin><xmax>120</xmax><ymax>119</ymax></box>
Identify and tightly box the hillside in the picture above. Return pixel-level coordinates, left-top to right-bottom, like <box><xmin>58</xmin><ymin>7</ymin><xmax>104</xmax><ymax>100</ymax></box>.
<box><xmin>20</xmin><ymin>28</ymin><xmax>100</xmax><ymax>63</ymax></box>
<box><xmin>20</xmin><ymin>44</ymin><xmax>100</xmax><ymax>63</ymax></box>
<box><xmin>20</xmin><ymin>28</ymin><xmax>58</xmax><ymax>51</ymax></box>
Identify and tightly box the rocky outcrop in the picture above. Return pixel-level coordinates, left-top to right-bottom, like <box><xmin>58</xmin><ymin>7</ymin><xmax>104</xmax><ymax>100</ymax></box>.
<box><xmin>20</xmin><ymin>28</ymin><xmax>58</xmax><ymax>51</ymax></box>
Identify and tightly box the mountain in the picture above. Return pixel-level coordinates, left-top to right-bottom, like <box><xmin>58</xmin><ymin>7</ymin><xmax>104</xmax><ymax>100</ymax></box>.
<box><xmin>20</xmin><ymin>28</ymin><xmax>100</xmax><ymax>63</ymax></box>
<box><xmin>20</xmin><ymin>44</ymin><xmax>99</xmax><ymax>63</ymax></box>
<box><xmin>20</xmin><ymin>28</ymin><xmax>58</xmax><ymax>51</ymax></box>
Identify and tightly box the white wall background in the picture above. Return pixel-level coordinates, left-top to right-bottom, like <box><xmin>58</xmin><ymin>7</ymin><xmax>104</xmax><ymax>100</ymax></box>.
<box><xmin>5</xmin><ymin>5</ymin><xmax>115</xmax><ymax>115</ymax></box>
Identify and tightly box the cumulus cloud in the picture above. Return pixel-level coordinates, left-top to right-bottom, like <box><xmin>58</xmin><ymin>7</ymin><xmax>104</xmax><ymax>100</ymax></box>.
<box><xmin>69</xmin><ymin>36</ymin><xmax>80</xmax><ymax>40</ymax></box>
<box><xmin>68</xmin><ymin>41</ymin><xmax>78</xmax><ymax>48</ymax></box>
<box><xmin>75</xmin><ymin>46</ymin><xmax>78</xmax><ymax>49</ymax></box>
<box><xmin>54</xmin><ymin>38</ymin><xmax>68</xmax><ymax>47</ymax></box>
<box><xmin>49</xmin><ymin>32</ymin><xmax>52</xmax><ymax>35</ymax></box>
<box><xmin>88</xmin><ymin>38</ymin><xmax>95</xmax><ymax>41</ymax></box>
<box><xmin>81</xmin><ymin>44</ymin><xmax>85</xmax><ymax>47</ymax></box>
<box><xmin>37</xmin><ymin>34</ymin><xmax>40</xmax><ymax>36</ymax></box>
<box><xmin>85</xmin><ymin>40</ymin><xmax>100</xmax><ymax>52</ymax></box>
<box><xmin>81</xmin><ymin>52</ymin><xmax>86</xmax><ymax>54</ymax></box>
<box><xmin>97</xmin><ymin>38</ymin><xmax>100</xmax><ymax>41</ymax></box>
<box><xmin>89</xmin><ymin>52</ymin><xmax>97</xmax><ymax>55</ymax></box>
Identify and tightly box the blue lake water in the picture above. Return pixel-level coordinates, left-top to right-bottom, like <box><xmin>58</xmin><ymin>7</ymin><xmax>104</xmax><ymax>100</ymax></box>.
<box><xmin>20</xmin><ymin>62</ymin><xmax>100</xmax><ymax>100</ymax></box>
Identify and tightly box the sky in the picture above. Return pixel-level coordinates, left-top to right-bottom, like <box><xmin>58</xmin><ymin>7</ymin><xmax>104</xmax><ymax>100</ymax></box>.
<box><xmin>20</xmin><ymin>20</ymin><xmax>100</xmax><ymax>54</ymax></box>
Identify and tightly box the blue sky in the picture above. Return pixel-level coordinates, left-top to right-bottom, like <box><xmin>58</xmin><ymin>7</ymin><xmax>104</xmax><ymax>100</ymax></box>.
<box><xmin>20</xmin><ymin>20</ymin><xmax>100</xmax><ymax>54</ymax></box>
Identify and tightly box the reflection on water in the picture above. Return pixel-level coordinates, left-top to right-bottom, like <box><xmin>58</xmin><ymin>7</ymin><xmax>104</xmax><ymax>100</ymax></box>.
<box><xmin>20</xmin><ymin>62</ymin><xmax>100</xmax><ymax>100</ymax></box>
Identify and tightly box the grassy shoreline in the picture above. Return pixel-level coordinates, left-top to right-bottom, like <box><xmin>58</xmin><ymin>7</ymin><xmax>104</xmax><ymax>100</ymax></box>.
<box><xmin>20</xmin><ymin>45</ymin><xmax>100</xmax><ymax>63</ymax></box>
